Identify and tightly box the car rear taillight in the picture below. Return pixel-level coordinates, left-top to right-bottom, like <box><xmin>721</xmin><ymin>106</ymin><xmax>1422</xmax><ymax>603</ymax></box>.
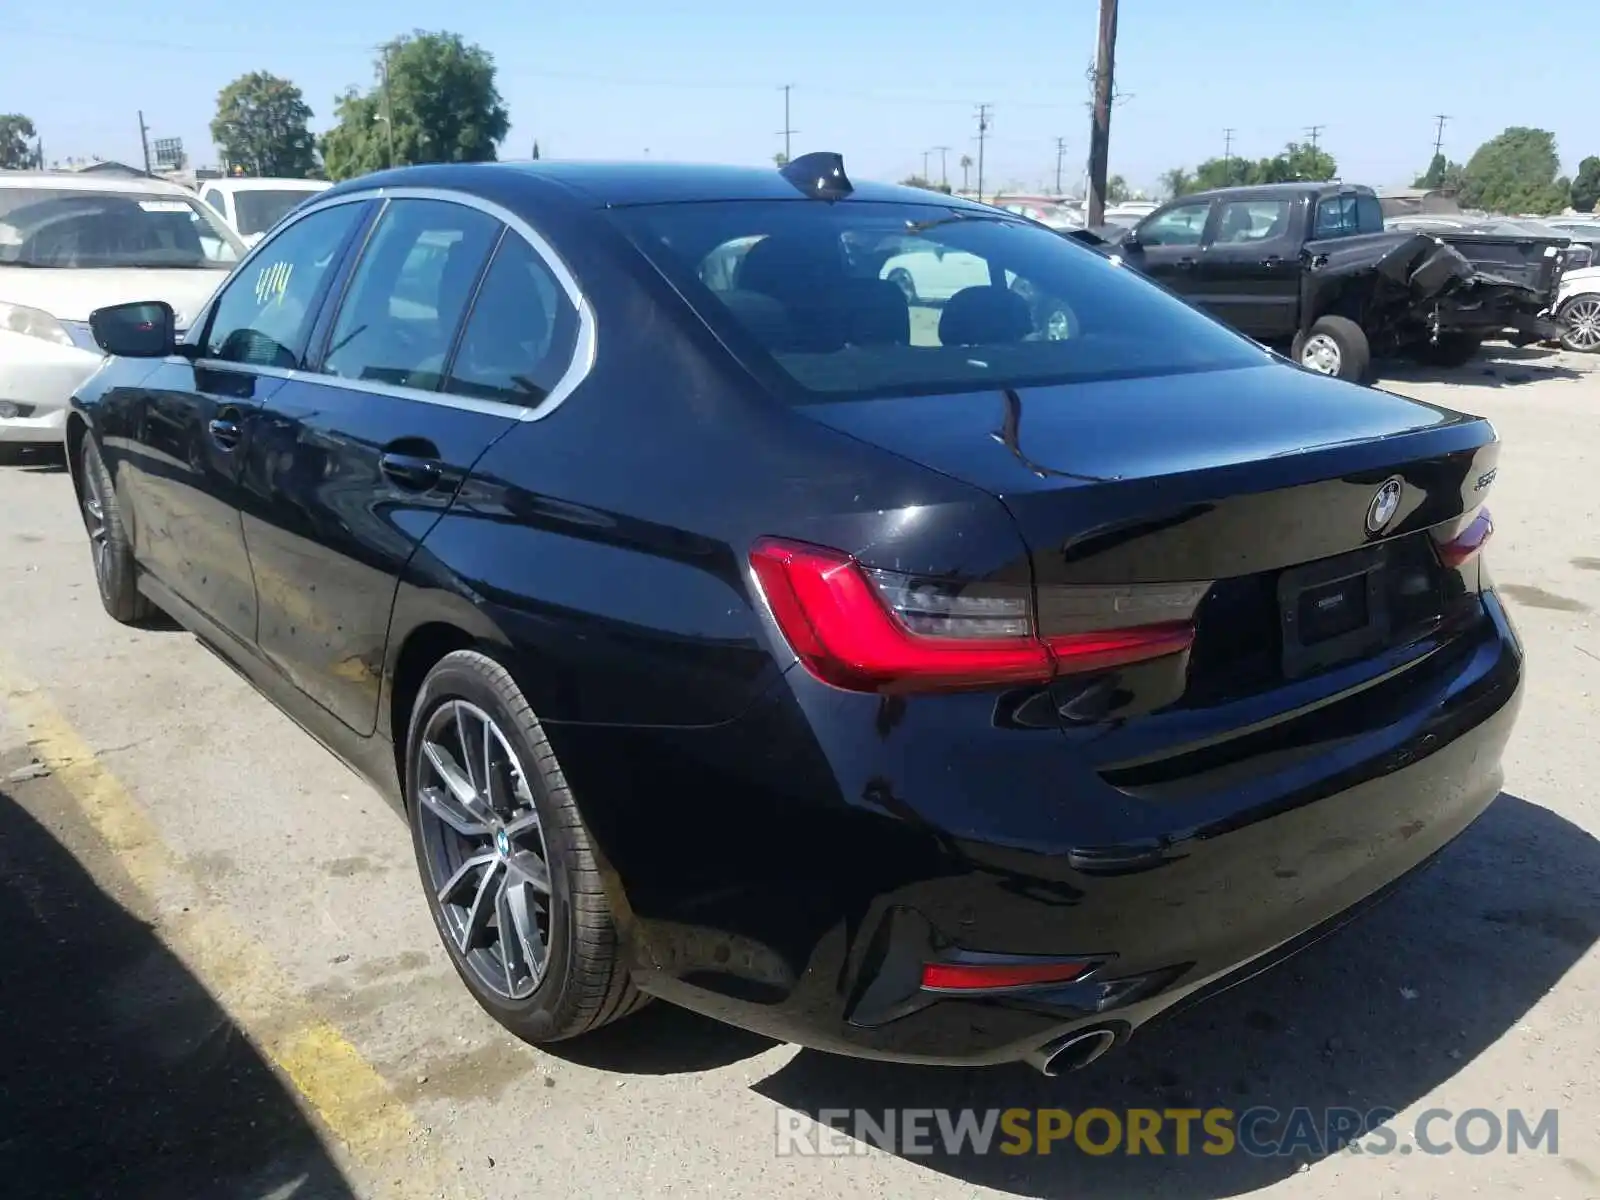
<box><xmin>1436</xmin><ymin>507</ymin><xmax>1493</xmax><ymax>569</ymax></box>
<box><xmin>748</xmin><ymin>537</ymin><xmax>1201</xmax><ymax>695</ymax></box>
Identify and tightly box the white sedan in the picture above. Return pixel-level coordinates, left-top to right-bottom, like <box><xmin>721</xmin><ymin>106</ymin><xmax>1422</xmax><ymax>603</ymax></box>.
<box><xmin>0</xmin><ymin>172</ymin><xmax>247</xmax><ymax>452</ymax></box>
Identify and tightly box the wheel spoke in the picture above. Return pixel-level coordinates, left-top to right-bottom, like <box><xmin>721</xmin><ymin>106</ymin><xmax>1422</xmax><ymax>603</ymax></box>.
<box><xmin>504</xmin><ymin>809</ymin><xmax>542</xmax><ymax>837</ymax></box>
<box><xmin>484</xmin><ymin>730</ymin><xmax>510</xmax><ymax>817</ymax></box>
<box><xmin>502</xmin><ymin>880</ymin><xmax>545</xmax><ymax>988</ymax></box>
<box><xmin>422</xmin><ymin>736</ymin><xmax>487</xmax><ymax>817</ymax></box>
<box><xmin>418</xmin><ymin>782</ymin><xmax>490</xmax><ymax>837</ymax></box>
<box><xmin>436</xmin><ymin>850</ymin><xmax>495</xmax><ymax>905</ymax></box>
<box><xmin>459</xmin><ymin>858</ymin><xmax>504</xmax><ymax>952</ymax></box>
<box><xmin>454</xmin><ymin>705</ymin><xmax>485</xmax><ymax>797</ymax></box>
<box><xmin>506</xmin><ymin>849</ymin><xmax>551</xmax><ymax>894</ymax></box>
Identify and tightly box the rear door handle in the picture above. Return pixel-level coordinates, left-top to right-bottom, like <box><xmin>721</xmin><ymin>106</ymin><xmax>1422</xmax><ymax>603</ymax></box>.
<box><xmin>1176</xmin><ymin>256</ymin><xmax>1198</xmax><ymax>269</ymax></box>
<box><xmin>209</xmin><ymin>408</ymin><xmax>242</xmax><ymax>450</ymax></box>
<box><xmin>1260</xmin><ymin>254</ymin><xmax>1284</xmax><ymax>266</ymax></box>
<box><xmin>379</xmin><ymin>451</ymin><xmax>447</xmax><ymax>491</ymax></box>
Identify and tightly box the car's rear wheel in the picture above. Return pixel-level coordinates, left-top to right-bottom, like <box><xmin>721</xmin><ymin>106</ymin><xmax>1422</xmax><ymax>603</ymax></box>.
<box><xmin>78</xmin><ymin>436</ymin><xmax>154</xmax><ymax>625</ymax></box>
<box><xmin>1558</xmin><ymin>295</ymin><xmax>1600</xmax><ymax>353</ymax></box>
<box><xmin>1291</xmin><ymin>316</ymin><xmax>1371</xmax><ymax>383</ymax></box>
<box><xmin>405</xmin><ymin>649</ymin><xmax>647</xmax><ymax>1042</ymax></box>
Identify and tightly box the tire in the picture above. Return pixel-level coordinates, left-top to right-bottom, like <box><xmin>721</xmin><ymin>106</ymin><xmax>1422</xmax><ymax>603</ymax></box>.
<box><xmin>1408</xmin><ymin>332</ymin><xmax>1484</xmax><ymax>368</ymax></box>
<box><xmin>1290</xmin><ymin>316</ymin><xmax>1372</xmax><ymax>383</ymax></box>
<box><xmin>887</xmin><ymin>268</ymin><xmax>918</xmax><ymax>303</ymax></box>
<box><xmin>404</xmin><ymin>649</ymin><xmax>647</xmax><ymax>1043</ymax></box>
<box><xmin>1558</xmin><ymin>295</ymin><xmax>1600</xmax><ymax>353</ymax></box>
<box><xmin>78</xmin><ymin>435</ymin><xmax>154</xmax><ymax>625</ymax></box>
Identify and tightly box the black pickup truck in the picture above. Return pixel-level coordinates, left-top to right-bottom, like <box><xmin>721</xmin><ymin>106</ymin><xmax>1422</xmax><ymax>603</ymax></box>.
<box><xmin>1076</xmin><ymin>182</ymin><xmax>1561</xmax><ymax>381</ymax></box>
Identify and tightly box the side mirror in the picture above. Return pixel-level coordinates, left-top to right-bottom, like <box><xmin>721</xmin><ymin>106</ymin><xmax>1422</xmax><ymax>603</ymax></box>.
<box><xmin>89</xmin><ymin>301</ymin><xmax>177</xmax><ymax>358</ymax></box>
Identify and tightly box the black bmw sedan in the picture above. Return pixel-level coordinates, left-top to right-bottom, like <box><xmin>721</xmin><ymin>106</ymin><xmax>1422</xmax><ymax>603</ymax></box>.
<box><xmin>67</xmin><ymin>154</ymin><xmax>1521</xmax><ymax>1075</ymax></box>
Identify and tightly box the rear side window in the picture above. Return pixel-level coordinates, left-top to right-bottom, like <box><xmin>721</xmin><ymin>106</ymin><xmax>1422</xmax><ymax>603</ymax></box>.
<box><xmin>1315</xmin><ymin>194</ymin><xmax>1382</xmax><ymax>239</ymax></box>
<box><xmin>445</xmin><ymin>234</ymin><xmax>579</xmax><ymax>407</ymax></box>
<box><xmin>203</xmin><ymin>202</ymin><xmax>363</xmax><ymax>368</ymax></box>
<box><xmin>322</xmin><ymin>198</ymin><xmax>500</xmax><ymax>391</ymax></box>
<box><xmin>612</xmin><ymin>199</ymin><xmax>1267</xmax><ymax>401</ymax></box>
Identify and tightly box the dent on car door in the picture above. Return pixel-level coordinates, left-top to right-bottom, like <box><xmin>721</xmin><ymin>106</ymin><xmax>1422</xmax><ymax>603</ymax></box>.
<box><xmin>237</xmin><ymin>196</ymin><xmax>561</xmax><ymax>736</ymax></box>
<box><xmin>120</xmin><ymin>200</ymin><xmax>370</xmax><ymax>648</ymax></box>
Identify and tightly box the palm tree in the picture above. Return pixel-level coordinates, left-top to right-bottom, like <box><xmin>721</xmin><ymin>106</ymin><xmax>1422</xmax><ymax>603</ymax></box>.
<box><xmin>959</xmin><ymin>154</ymin><xmax>973</xmax><ymax>192</ymax></box>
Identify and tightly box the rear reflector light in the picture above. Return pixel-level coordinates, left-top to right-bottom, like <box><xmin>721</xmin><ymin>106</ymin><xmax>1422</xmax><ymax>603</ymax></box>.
<box><xmin>1437</xmin><ymin>507</ymin><xmax>1493</xmax><ymax>568</ymax></box>
<box><xmin>921</xmin><ymin>958</ymin><xmax>1093</xmax><ymax>992</ymax></box>
<box><xmin>749</xmin><ymin>537</ymin><xmax>1198</xmax><ymax>694</ymax></box>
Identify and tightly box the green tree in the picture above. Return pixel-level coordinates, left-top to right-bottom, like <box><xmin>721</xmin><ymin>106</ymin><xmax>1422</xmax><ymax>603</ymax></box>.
<box><xmin>773</xmin><ymin>151</ymin><xmax>789</xmax><ymax>167</ymax></box>
<box><xmin>321</xmin><ymin>30</ymin><xmax>510</xmax><ymax>181</ymax></box>
<box><xmin>1414</xmin><ymin>153</ymin><xmax>1466</xmax><ymax>193</ymax></box>
<box><xmin>211</xmin><ymin>72</ymin><xmax>318</xmax><ymax>178</ymax></box>
<box><xmin>1106</xmin><ymin>174</ymin><xmax>1130</xmax><ymax>203</ymax></box>
<box><xmin>1458</xmin><ymin>127</ymin><xmax>1569</xmax><ymax>214</ymax></box>
<box><xmin>1571</xmin><ymin>155</ymin><xmax>1600</xmax><ymax>213</ymax></box>
<box><xmin>0</xmin><ymin>114</ymin><xmax>41</xmax><ymax>170</ymax></box>
<box><xmin>1159</xmin><ymin>167</ymin><xmax>1196</xmax><ymax>198</ymax></box>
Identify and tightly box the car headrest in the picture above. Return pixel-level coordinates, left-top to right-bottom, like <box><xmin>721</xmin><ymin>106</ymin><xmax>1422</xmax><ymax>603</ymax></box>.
<box><xmin>841</xmin><ymin>278</ymin><xmax>910</xmax><ymax>346</ymax></box>
<box><xmin>938</xmin><ymin>285</ymin><xmax>1032</xmax><ymax>346</ymax></box>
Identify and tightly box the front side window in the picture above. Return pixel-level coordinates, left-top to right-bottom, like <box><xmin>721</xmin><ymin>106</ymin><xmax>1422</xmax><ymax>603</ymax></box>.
<box><xmin>203</xmin><ymin>202</ymin><xmax>364</xmax><ymax>367</ymax></box>
<box><xmin>445</xmin><ymin>233</ymin><xmax>579</xmax><ymax>406</ymax></box>
<box><xmin>1136</xmin><ymin>202</ymin><xmax>1212</xmax><ymax>247</ymax></box>
<box><xmin>613</xmin><ymin>199</ymin><xmax>1268</xmax><ymax>401</ymax></box>
<box><xmin>0</xmin><ymin>188</ymin><xmax>245</xmax><ymax>268</ymax></box>
<box><xmin>1214</xmin><ymin>200</ymin><xmax>1291</xmax><ymax>244</ymax></box>
<box><xmin>322</xmin><ymin>199</ymin><xmax>500</xmax><ymax>392</ymax></box>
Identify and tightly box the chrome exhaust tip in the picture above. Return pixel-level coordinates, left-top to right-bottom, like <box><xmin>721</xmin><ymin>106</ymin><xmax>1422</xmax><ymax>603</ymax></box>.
<box><xmin>1027</xmin><ymin>1027</ymin><xmax>1118</xmax><ymax>1076</ymax></box>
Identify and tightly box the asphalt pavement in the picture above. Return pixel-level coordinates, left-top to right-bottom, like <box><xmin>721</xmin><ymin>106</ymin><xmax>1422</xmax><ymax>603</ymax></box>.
<box><xmin>2</xmin><ymin>345</ymin><xmax>1599</xmax><ymax>1199</ymax></box>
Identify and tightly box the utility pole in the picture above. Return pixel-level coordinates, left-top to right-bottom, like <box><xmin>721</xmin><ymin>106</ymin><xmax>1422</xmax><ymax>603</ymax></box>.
<box><xmin>1305</xmin><ymin>124</ymin><xmax>1324</xmax><ymax>153</ymax></box>
<box><xmin>1432</xmin><ymin>113</ymin><xmax>1449</xmax><ymax>158</ymax></box>
<box><xmin>777</xmin><ymin>84</ymin><xmax>796</xmax><ymax>163</ymax></box>
<box><xmin>380</xmin><ymin>43</ymin><xmax>397</xmax><ymax>168</ymax></box>
<box><xmin>137</xmin><ymin>111</ymin><xmax>151</xmax><ymax>175</ymax></box>
<box><xmin>1222</xmin><ymin>127</ymin><xmax>1234</xmax><ymax>183</ymax></box>
<box><xmin>1085</xmin><ymin>0</ymin><xmax>1118</xmax><ymax>226</ymax></box>
<box><xmin>974</xmin><ymin>103</ymin><xmax>992</xmax><ymax>202</ymax></box>
<box><xmin>922</xmin><ymin>148</ymin><xmax>932</xmax><ymax>180</ymax></box>
<box><xmin>934</xmin><ymin>145</ymin><xmax>951</xmax><ymax>189</ymax></box>
<box><xmin>1054</xmin><ymin>137</ymin><xmax>1067</xmax><ymax>194</ymax></box>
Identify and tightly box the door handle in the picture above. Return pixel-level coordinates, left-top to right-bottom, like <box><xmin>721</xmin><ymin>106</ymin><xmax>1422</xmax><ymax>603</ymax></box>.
<box><xmin>209</xmin><ymin>408</ymin><xmax>242</xmax><ymax>450</ymax></box>
<box><xmin>1176</xmin><ymin>256</ymin><xmax>1198</xmax><ymax>269</ymax></box>
<box><xmin>379</xmin><ymin>451</ymin><xmax>446</xmax><ymax>491</ymax></box>
<box><xmin>1260</xmin><ymin>254</ymin><xmax>1284</xmax><ymax>266</ymax></box>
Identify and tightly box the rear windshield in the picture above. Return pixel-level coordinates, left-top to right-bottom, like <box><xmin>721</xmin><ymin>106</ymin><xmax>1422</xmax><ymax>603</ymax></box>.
<box><xmin>611</xmin><ymin>199</ymin><xmax>1269</xmax><ymax>401</ymax></box>
<box><xmin>234</xmin><ymin>189</ymin><xmax>320</xmax><ymax>237</ymax></box>
<box><xmin>0</xmin><ymin>187</ymin><xmax>243</xmax><ymax>268</ymax></box>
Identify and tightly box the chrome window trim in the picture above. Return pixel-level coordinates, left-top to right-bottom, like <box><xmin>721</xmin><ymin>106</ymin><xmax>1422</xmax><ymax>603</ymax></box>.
<box><xmin>182</xmin><ymin>185</ymin><xmax>596</xmax><ymax>424</ymax></box>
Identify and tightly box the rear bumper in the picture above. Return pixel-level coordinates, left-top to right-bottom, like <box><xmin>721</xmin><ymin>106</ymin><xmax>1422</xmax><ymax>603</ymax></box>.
<box><xmin>554</xmin><ymin>592</ymin><xmax>1523</xmax><ymax>1068</ymax></box>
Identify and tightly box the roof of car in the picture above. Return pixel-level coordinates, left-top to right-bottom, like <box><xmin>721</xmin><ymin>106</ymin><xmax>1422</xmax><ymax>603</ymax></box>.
<box><xmin>206</xmin><ymin>177</ymin><xmax>333</xmax><ymax>193</ymax></box>
<box><xmin>0</xmin><ymin>170</ymin><xmax>196</xmax><ymax>196</ymax></box>
<box><xmin>1180</xmin><ymin>181</ymin><xmax>1375</xmax><ymax>203</ymax></box>
<box><xmin>321</xmin><ymin>159</ymin><xmax>993</xmax><ymax>210</ymax></box>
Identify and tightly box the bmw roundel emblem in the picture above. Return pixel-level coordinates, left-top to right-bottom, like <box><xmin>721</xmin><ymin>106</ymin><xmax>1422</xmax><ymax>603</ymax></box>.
<box><xmin>1366</xmin><ymin>477</ymin><xmax>1404</xmax><ymax>534</ymax></box>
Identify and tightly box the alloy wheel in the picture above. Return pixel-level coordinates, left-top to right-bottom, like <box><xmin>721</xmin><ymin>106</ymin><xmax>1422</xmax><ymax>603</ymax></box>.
<box><xmin>1563</xmin><ymin>297</ymin><xmax>1600</xmax><ymax>352</ymax></box>
<box><xmin>1300</xmin><ymin>333</ymin><xmax>1342</xmax><ymax>375</ymax></box>
<box><xmin>416</xmin><ymin>699</ymin><xmax>555</xmax><ymax>1000</ymax></box>
<box><xmin>82</xmin><ymin>465</ymin><xmax>112</xmax><ymax>599</ymax></box>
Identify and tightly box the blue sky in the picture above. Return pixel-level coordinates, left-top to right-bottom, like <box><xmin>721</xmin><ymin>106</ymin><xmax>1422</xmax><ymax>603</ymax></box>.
<box><xmin>6</xmin><ymin>2</ymin><xmax>1593</xmax><ymax>195</ymax></box>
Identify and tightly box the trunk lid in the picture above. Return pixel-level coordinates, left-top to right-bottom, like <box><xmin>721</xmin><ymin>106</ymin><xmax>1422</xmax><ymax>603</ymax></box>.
<box><xmin>799</xmin><ymin>360</ymin><xmax>1498</xmax><ymax>714</ymax></box>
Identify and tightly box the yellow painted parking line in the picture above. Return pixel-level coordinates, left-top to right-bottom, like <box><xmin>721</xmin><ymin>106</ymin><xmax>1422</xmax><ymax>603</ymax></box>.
<box><xmin>0</xmin><ymin>651</ymin><xmax>461</xmax><ymax>1200</ymax></box>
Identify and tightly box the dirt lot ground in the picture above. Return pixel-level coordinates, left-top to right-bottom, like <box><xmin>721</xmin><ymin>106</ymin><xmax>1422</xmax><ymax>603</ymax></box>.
<box><xmin>2</xmin><ymin>345</ymin><xmax>1598</xmax><ymax>1199</ymax></box>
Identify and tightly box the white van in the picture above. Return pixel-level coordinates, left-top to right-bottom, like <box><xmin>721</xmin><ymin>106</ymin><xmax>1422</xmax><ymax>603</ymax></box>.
<box><xmin>198</xmin><ymin>177</ymin><xmax>332</xmax><ymax>246</ymax></box>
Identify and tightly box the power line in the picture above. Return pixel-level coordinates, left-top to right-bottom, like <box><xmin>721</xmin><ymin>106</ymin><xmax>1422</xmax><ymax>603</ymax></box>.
<box><xmin>975</xmin><ymin>103</ymin><xmax>993</xmax><ymax>201</ymax></box>
<box><xmin>777</xmin><ymin>84</ymin><xmax>796</xmax><ymax>162</ymax></box>
<box><xmin>1432</xmin><ymin>113</ymin><xmax>1450</xmax><ymax>159</ymax></box>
